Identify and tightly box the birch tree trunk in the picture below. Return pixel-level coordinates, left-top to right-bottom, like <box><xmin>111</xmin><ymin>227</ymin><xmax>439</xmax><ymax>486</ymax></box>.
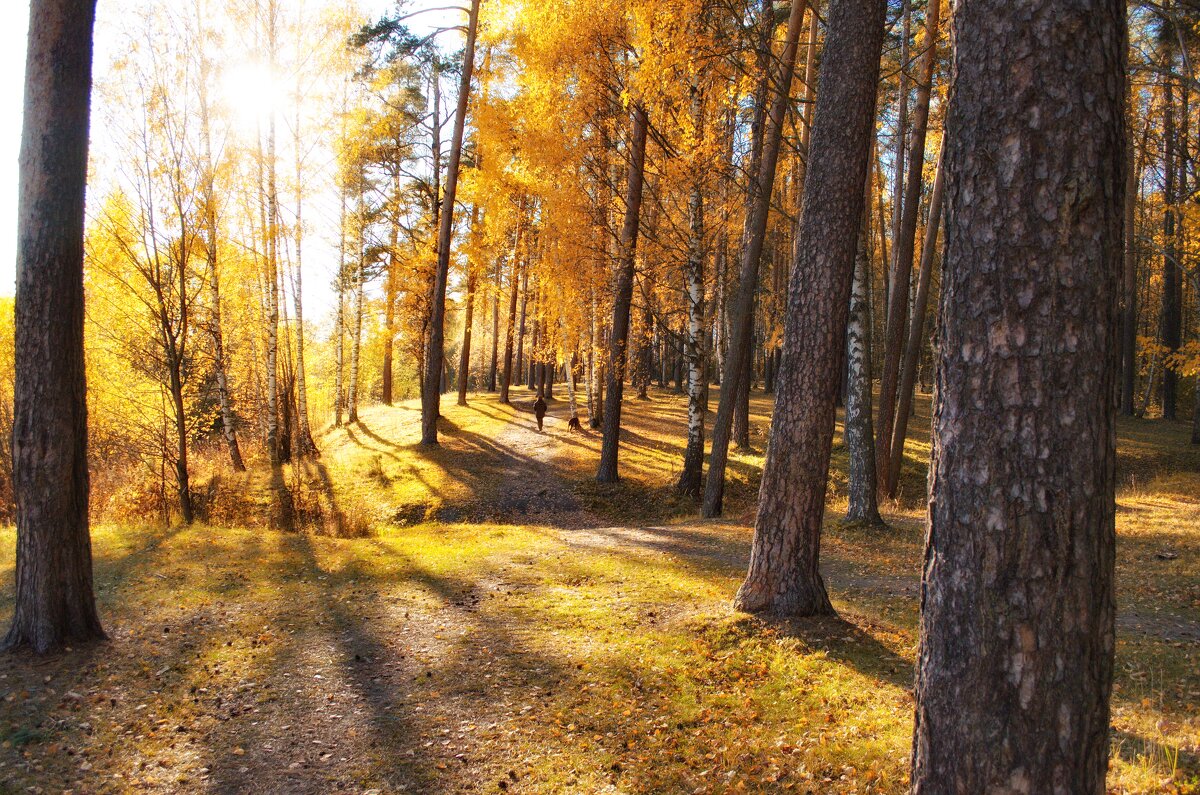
<box><xmin>733</xmin><ymin>0</ymin><xmax>886</xmax><ymax>615</ymax></box>
<box><xmin>678</xmin><ymin>84</ymin><xmax>707</xmax><ymax>497</ymax></box>
<box><xmin>4</xmin><ymin>0</ymin><xmax>106</xmax><ymax>653</ymax></box>
<box><xmin>347</xmin><ymin>200</ymin><xmax>365</xmax><ymax>424</ymax></box>
<box><xmin>197</xmin><ymin>15</ymin><xmax>245</xmax><ymax>471</ymax></box>
<box><xmin>844</xmin><ymin>210</ymin><xmax>882</xmax><ymax>526</ymax></box>
<box><xmin>264</xmin><ymin>0</ymin><xmax>282</xmax><ymax>464</ymax></box>
<box><xmin>911</xmin><ymin>0</ymin><xmax>1124</xmax><ymax>788</ymax></box>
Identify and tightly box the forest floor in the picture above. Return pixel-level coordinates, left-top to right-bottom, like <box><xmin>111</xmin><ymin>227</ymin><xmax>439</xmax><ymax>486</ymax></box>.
<box><xmin>0</xmin><ymin>386</ymin><xmax>1198</xmax><ymax>794</ymax></box>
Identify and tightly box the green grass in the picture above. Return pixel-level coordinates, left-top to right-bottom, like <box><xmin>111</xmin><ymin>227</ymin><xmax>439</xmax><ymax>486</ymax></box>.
<box><xmin>0</xmin><ymin>387</ymin><xmax>1195</xmax><ymax>793</ymax></box>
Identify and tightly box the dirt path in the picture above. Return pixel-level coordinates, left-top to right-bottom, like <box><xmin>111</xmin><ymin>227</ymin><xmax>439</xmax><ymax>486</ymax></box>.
<box><xmin>483</xmin><ymin>398</ymin><xmax>602</xmax><ymax>529</ymax></box>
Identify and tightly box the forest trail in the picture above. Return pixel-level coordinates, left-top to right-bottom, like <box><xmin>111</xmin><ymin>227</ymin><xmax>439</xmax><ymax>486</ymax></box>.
<box><xmin>0</xmin><ymin>389</ymin><xmax>1197</xmax><ymax>793</ymax></box>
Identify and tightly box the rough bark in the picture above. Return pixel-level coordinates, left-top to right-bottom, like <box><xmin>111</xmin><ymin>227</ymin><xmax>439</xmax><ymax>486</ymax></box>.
<box><xmin>702</xmin><ymin>0</ymin><xmax>806</xmax><ymax>516</ymax></box>
<box><xmin>4</xmin><ymin>0</ymin><xmax>106</xmax><ymax>654</ymax></box>
<box><xmin>911</xmin><ymin>1</ymin><xmax>1124</xmax><ymax>790</ymax></box>
<box><xmin>734</xmin><ymin>0</ymin><xmax>885</xmax><ymax>616</ymax></box>
<box><xmin>596</xmin><ymin>104</ymin><xmax>649</xmax><ymax>483</ymax></box>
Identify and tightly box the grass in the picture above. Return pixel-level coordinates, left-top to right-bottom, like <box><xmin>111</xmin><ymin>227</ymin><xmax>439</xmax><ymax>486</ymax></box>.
<box><xmin>0</xmin><ymin>384</ymin><xmax>1196</xmax><ymax>793</ymax></box>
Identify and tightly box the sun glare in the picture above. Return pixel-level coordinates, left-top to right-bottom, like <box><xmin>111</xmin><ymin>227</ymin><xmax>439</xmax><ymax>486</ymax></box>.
<box><xmin>218</xmin><ymin>61</ymin><xmax>282</xmax><ymax>136</ymax></box>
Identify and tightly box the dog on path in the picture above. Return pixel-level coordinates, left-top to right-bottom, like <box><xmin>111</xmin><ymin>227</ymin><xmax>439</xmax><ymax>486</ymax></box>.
<box><xmin>567</xmin><ymin>415</ymin><xmax>582</xmax><ymax>433</ymax></box>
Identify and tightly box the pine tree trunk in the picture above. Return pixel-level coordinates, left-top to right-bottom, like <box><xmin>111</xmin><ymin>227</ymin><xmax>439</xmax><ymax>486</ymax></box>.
<box><xmin>516</xmin><ymin>264</ymin><xmax>528</xmax><ymax>385</ymax></box>
<box><xmin>877</xmin><ymin>0</ymin><xmax>940</xmax><ymax>491</ymax></box>
<box><xmin>423</xmin><ymin>0</ymin><xmax>479</xmax><ymax>443</ymax></box>
<box><xmin>733</xmin><ymin>0</ymin><xmax>886</xmax><ymax>616</ymax></box>
<box><xmin>500</xmin><ymin>212</ymin><xmax>523</xmax><ymax>404</ymax></box>
<box><xmin>291</xmin><ymin>104</ymin><xmax>316</xmax><ymax>456</ymax></box>
<box><xmin>586</xmin><ymin>289</ymin><xmax>597</xmax><ymax>422</ymax></box>
<box><xmin>1161</xmin><ymin>38</ymin><xmax>1181</xmax><ymax>421</ymax></box>
<box><xmin>911</xmin><ymin>1</ymin><xmax>1123</xmax><ymax>789</ymax></box>
<box><xmin>596</xmin><ymin>104</ymin><xmax>650</xmax><ymax>483</ymax></box>
<box><xmin>489</xmin><ymin>258</ymin><xmax>500</xmax><ymax>391</ymax></box>
<box><xmin>885</xmin><ymin>148</ymin><xmax>945</xmax><ymax>496</ymax></box>
<box><xmin>1120</xmin><ymin>114</ymin><xmax>1142</xmax><ymax>417</ymax></box>
<box><xmin>702</xmin><ymin>0</ymin><xmax>806</xmax><ymax>515</ymax></box>
<box><xmin>458</xmin><ymin>206</ymin><xmax>481</xmax><ymax>406</ymax></box>
<box><xmin>3</xmin><ymin>0</ymin><xmax>106</xmax><ymax>654</ymax></box>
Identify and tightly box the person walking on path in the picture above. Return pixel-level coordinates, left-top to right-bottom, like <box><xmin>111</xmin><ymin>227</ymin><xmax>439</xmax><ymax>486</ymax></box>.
<box><xmin>534</xmin><ymin>394</ymin><xmax>547</xmax><ymax>431</ymax></box>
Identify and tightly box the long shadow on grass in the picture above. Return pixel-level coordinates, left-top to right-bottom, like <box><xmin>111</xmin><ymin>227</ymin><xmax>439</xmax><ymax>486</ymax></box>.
<box><xmin>1111</xmin><ymin>727</ymin><xmax>1200</xmax><ymax>782</ymax></box>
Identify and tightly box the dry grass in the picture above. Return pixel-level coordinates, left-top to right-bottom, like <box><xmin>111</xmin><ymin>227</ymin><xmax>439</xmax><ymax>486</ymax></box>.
<box><xmin>0</xmin><ymin>385</ymin><xmax>1195</xmax><ymax>794</ymax></box>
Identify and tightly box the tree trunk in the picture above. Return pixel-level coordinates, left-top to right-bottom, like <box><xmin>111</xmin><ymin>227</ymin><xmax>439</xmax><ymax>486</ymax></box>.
<box><xmin>382</xmin><ymin>219</ymin><xmax>398</xmax><ymax>405</ymax></box>
<box><xmin>911</xmin><ymin>1</ymin><xmax>1123</xmax><ymax>789</ymax></box>
<box><xmin>500</xmin><ymin>211</ymin><xmax>523</xmax><ymax>404</ymax></box>
<box><xmin>1120</xmin><ymin>110</ymin><xmax>1142</xmax><ymax>417</ymax></box>
<box><xmin>264</xmin><ymin>2</ymin><xmax>282</xmax><ymax>464</ymax></box>
<box><xmin>678</xmin><ymin>87</ymin><xmax>707</xmax><ymax>498</ymax></box>
<box><xmin>702</xmin><ymin>0</ymin><xmax>806</xmax><ymax>516</ymax></box>
<box><xmin>844</xmin><ymin>205</ymin><xmax>882</xmax><ymax>526</ymax></box>
<box><xmin>291</xmin><ymin>100</ymin><xmax>317</xmax><ymax>456</ymax></box>
<box><xmin>516</xmin><ymin>263</ymin><xmax>529</xmax><ymax>385</ymax></box>
<box><xmin>334</xmin><ymin>186</ymin><xmax>347</xmax><ymax>427</ymax></box>
<box><xmin>458</xmin><ymin>205</ymin><xmax>481</xmax><ymax>406</ymax></box>
<box><xmin>423</xmin><ymin>0</ymin><xmax>479</xmax><ymax>444</ymax></box>
<box><xmin>876</xmin><ymin>0</ymin><xmax>941</xmax><ymax>491</ymax></box>
<box><xmin>3</xmin><ymin>0</ymin><xmax>106</xmax><ymax>654</ymax></box>
<box><xmin>198</xmin><ymin>32</ymin><xmax>245</xmax><ymax>471</ymax></box>
<box><xmin>885</xmin><ymin>148</ymin><xmax>945</xmax><ymax>496</ymax></box>
<box><xmin>489</xmin><ymin>258</ymin><xmax>500</xmax><ymax>391</ymax></box>
<box><xmin>596</xmin><ymin>104</ymin><xmax>650</xmax><ymax>483</ymax></box>
<box><xmin>733</xmin><ymin>0</ymin><xmax>886</xmax><ymax>615</ymax></box>
<box><xmin>1161</xmin><ymin>36</ymin><xmax>1181</xmax><ymax>421</ymax></box>
<box><xmin>348</xmin><ymin>235</ymin><xmax>364</xmax><ymax>424</ymax></box>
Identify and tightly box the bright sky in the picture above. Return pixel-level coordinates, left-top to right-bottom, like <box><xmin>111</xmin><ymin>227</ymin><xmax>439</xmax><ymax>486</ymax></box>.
<box><xmin>1</xmin><ymin>0</ymin><xmax>456</xmax><ymax>316</ymax></box>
